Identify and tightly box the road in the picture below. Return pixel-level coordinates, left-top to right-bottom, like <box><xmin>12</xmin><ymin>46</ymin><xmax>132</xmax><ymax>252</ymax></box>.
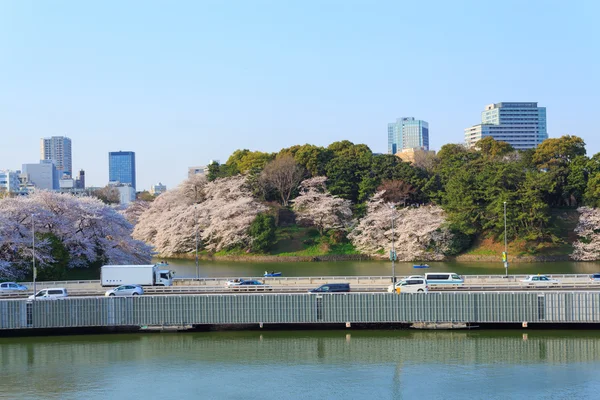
<box><xmin>3</xmin><ymin>282</ymin><xmax>600</xmax><ymax>299</ymax></box>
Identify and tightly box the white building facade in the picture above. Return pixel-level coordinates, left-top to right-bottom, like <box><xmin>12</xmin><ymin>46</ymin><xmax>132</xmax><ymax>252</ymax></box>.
<box><xmin>0</xmin><ymin>170</ymin><xmax>21</xmax><ymax>193</ymax></box>
<box><xmin>464</xmin><ymin>102</ymin><xmax>547</xmax><ymax>150</ymax></box>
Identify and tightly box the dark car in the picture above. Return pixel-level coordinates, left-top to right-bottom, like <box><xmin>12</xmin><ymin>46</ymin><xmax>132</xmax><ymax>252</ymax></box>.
<box><xmin>590</xmin><ymin>273</ymin><xmax>600</xmax><ymax>282</ymax></box>
<box><xmin>226</xmin><ymin>280</ymin><xmax>272</xmax><ymax>291</ymax></box>
<box><xmin>309</xmin><ymin>283</ymin><xmax>350</xmax><ymax>293</ymax></box>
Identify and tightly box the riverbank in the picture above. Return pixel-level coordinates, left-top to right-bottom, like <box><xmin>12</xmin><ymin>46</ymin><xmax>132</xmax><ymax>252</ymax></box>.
<box><xmin>166</xmin><ymin>253</ymin><xmax>373</xmax><ymax>263</ymax></box>
<box><xmin>165</xmin><ymin>252</ymin><xmax>577</xmax><ymax>263</ymax></box>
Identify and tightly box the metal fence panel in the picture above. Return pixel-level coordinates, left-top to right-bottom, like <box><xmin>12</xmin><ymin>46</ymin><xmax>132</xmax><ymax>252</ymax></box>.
<box><xmin>5</xmin><ymin>292</ymin><xmax>600</xmax><ymax>331</ymax></box>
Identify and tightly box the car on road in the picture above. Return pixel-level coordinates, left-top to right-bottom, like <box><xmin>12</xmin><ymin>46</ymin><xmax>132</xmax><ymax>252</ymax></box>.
<box><xmin>388</xmin><ymin>278</ymin><xmax>428</xmax><ymax>293</ymax></box>
<box><xmin>226</xmin><ymin>280</ymin><xmax>272</xmax><ymax>291</ymax></box>
<box><xmin>590</xmin><ymin>273</ymin><xmax>600</xmax><ymax>282</ymax></box>
<box><xmin>520</xmin><ymin>275</ymin><xmax>559</xmax><ymax>285</ymax></box>
<box><xmin>105</xmin><ymin>284</ymin><xmax>144</xmax><ymax>297</ymax></box>
<box><xmin>28</xmin><ymin>288</ymin><xmax>68</xmax><ymax>300</ymax></box>
<box><xmin>309</xmin><ymin>283</ymin><xmax>350</xmax><ymax>293</ymax></box>
<box><xmin>0</xmin><ymin>282</ymin><xmax>28</xmax><ymax>291</ymax></box>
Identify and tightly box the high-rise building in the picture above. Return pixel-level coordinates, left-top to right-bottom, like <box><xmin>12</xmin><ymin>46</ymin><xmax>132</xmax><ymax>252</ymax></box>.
<box><xmin>464</xmin><ymin>102</ymin><xmax>547</xmax><ymax>150</ymax></box>
<box><xmin>40</xmin><ymin>136</ymin><xmax>72</xmax><ymax>177</ymax></box>
<box><xmin>109</xmin><ymin>151</ymin><xmax>136</xmax><ymax>190</ymax></box>
<box><xmin>387</xmin><ymin>118</ymin><xmax>429</xmax><ymax>154</ymax></box>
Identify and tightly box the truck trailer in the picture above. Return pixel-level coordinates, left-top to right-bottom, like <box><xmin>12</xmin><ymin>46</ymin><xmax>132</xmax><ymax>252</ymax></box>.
<box><xmin>101</xmin><ymin>264</ymin><xmax>175</xmax><ymax>287</ymax></box>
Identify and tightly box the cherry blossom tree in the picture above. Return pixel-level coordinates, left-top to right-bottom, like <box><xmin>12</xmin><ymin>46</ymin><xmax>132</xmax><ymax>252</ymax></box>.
<box><xmin>292</xmin><ymin>177</ymin><xmax>352</xmax><ymax>234</ymax></box>
<box><xmin>133</xmin><ymin>175</ymin><xmax>267</xmax><ymax>256</ymax></box>
<box><xmin>0</xmin><ymin>191</ymin><xmax>153</xmax><ymax>280</ymax></box>
<box><xmin>572</xmin><ymin>207</ymin><xmax>600</xmax><ymax>261</ymax></box>
<box><xmin>119</xmin><ymin>200</ymin><xmax>151</xmax><ymax>225</ymax></box>
<box><xmin>348</xmin><ymin>191</ymin><xmax>451</xmax><ymax>261</ymax></box>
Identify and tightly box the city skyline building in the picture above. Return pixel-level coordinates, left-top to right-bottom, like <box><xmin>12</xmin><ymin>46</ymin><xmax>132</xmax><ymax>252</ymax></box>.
<box><xmin>109</xmin><ymin>151</ymin><xmax>136</xmax><ymax>190</ymax></box>
<box><xmin>22</xmin><ymin>160</ymin><xmax>59</xmax><ymax>190</ymax></box>
<box><xmin>40</xmin><ymin>136</ymin><xmax>72</xmax><ymax>177</ymax></box>
<box><xmin>387</xmin><ymin>117</ymin><xmax>430</xmax><ymax>154</ymax></box>
<box><xmin>464</xmin><ymin>102</ymin><xmax>548</xmax><ymax>150</ymax></box>
<box><xmin>150</xmin><ymin>182</ymin><xmax>167</xmax><ymax>196</ymax></box>
<box><xmin>0</xmin><ymin>170</ymin><xmax>21</xmax><ymax>193</ymax></box>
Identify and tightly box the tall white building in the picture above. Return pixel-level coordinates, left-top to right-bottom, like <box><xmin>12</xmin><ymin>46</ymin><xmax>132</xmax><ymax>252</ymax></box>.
<box><xmin>40</xmin><ymin>136</ymin><xmax>72</xmax><ymax>177</ymax></box>
<box><xmin>464</xmin><ymin>102</ymin><xmax>547</xmax><ymax>150</ymax></box>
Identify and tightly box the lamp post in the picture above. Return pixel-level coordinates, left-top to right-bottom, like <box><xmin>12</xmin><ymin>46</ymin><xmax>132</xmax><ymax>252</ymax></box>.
<box><xmin>390</xmin><ymin>205</ymin><xmax>396</xmax><ymax>284</ymax></box>
<box><xmin>503</xmin><ymin>201</ymin><xmax>508</xmax><ymax>277</ymax></box>
<box><xmin>32</xmin><ymin>214</ymin><xmax>37</xmax><ymax>299</ymax></box>
<box><xmin>195</xmin><ymin>205</ymin><xmax>199</xmax><ymax>280</ymax></box>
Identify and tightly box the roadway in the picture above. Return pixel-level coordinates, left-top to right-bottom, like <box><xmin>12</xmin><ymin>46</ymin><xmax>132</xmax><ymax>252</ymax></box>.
<box><xmin>3</xmin><ymin>280</ymin><xmax>600</xmax><ymax>299</ymax></box>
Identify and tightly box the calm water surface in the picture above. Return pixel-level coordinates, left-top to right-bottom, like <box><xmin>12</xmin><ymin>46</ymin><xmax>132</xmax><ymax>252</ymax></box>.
<box><xmin>1</xmin><ymin>330</ymin><xmax>600</xmax><ymax>399</ymax></box>
<box><xmin>155</xmin><ymin>258</ymin><xmax>600</xmax><ymax>279</ymax></box>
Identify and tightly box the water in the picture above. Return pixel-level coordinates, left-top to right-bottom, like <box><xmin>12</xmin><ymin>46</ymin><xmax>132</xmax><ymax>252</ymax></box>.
<box><xmin>156</xmin><ymin>258</ymin><xmax>600</xmax><ymax>279</ymax></box>
<box><xmin>2</xmin><ymin>330</ymin><xmax>600</xmax><ymax>399</ymax></box>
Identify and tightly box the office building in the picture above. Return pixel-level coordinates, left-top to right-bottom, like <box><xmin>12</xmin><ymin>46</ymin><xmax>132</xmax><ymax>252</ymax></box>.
<box><xmin>75</xmin><ymin>170</ymin><xmax>85</xmax><ymax>189</ymax></box>
<box><xmin>464</xmin><ymin>102</ymin><xmax>547</xmax><ymax>150</ymax></box>
<box><xmin>150</xmin><ymin>182</ymin><xmax>167</xmax><ymax>196</ymax></box>
<box><xmin>109</xmin><ymin>151</ymin><xmax>136</xmax><ymax>189</ymax></box>
<box><xmin>387</xmin><ymin>118</ymin><xmax>429</xmax><ymax>154</ymax></box>
<box><xmin>188</xmin><ymin>160</ymin><xmax>220</xmax><ymax>178</ymax></box>
<box><xmin>0</xmin><ymin>170</ymin><xmax>21</xmax><ymax>193</ymax></box>
<box><xmin>22</xmin><ymin>160</ymin><xmax>59</xmax><ymax>190</ymax></box>
<box><xmin>40</xmin><ymin>136</ymin><xmax>72</xmax><ymax>177</ymax></box>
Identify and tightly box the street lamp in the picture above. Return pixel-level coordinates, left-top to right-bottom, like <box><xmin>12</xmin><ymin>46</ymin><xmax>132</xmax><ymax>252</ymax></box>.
<box><xmin>194</xmin><ymin>205</ymin><xmax>199</xmax><ymax>280</ymax></box>
<box><xmin>390</xmin><ymin>205</ymin><xmax>396</xmax><ymax>284</ymax></box>
<box><xmin>503</xmin><ymin>201</ymin><xmax>508</xmax><ymax>277</ymax></box>
<box><xmin>32</xmin><ymin>214</ymin><xmax>37</xmax><ymax>299</ymax></box>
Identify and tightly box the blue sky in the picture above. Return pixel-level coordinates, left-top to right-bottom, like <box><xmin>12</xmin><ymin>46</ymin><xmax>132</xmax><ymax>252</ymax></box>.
<box><xmin>1</xmin><ymin>0</ymin><xmax>599</xmax><ymax>190</ymax></box>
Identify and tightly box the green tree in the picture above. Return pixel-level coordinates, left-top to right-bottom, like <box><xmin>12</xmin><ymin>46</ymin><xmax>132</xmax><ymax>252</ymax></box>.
<box><xmin>248</xmin><ymin>214</ymin><xmax>277</xmax><ymax>253</ymax></box>
<box><xmin>226</xmin><ymin>150</ymin><xmax>275</xmax><ymax>174</ymax></box>
<box><xmin>475</xmin><ymin>137</ymin><xmax>514</xmax><ymax>158</ymax></box>
<box><xmin>532</xmin><ymin>135</ymin><xmax>586</xmax><ymax>169</ymax></box>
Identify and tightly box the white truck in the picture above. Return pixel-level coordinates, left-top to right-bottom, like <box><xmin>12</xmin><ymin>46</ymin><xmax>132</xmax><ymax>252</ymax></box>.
<box><xmin>101</xmin><ymin>264</ymin><xmax>175</xmax><ymax>287</ymax></box>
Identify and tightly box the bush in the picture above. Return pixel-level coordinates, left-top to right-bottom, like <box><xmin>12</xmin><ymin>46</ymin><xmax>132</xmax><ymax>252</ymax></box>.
<box><xmin>248</xmin><ymin>214</ymin><xmax>277</xmax><ymax>253</ymax></box>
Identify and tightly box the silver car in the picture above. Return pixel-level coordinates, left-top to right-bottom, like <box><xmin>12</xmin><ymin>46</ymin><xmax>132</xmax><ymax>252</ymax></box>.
<box><xmin>0</xmin><ymin>282</ymin><xmax>28</xmax><ymax>291</ymax></box>
<box><xmin>105</xmin><ymin>284</ymin><xmax>144</xmax><ymax>297</ymax></box>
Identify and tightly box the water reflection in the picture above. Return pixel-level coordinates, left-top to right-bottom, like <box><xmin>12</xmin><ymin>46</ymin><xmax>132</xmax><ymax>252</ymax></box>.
<box><xmin>2</xmin><ymin>330</ymin><xmax>600</xmax><ymax>399</ymax></box>
<box><xmin>157</xmin><ymin>258</ymin><xmax>600</xmax><ymax>278</ymax></box>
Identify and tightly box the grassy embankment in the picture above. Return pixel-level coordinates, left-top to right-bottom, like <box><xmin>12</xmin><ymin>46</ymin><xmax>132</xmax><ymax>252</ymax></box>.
<box><xmin>458</xmin><ymin>208</ymin><xmax>580</xmax><ymax>262</ymax></box>
<box><xmin>210</xmin><ymin>226</ymin><xmax>360</xmax><ymax>257</ymax></box>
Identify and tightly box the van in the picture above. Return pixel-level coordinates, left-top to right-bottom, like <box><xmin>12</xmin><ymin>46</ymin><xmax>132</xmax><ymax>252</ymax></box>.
<box><xmin>389</xmin><ymin>278</ymin><xmax>428</xmax><ymax>293</ymax></box>
<box><xmin>309</xmin><ymin>283</ymin><xmax>350</xmax><ymax>293</ymax></box>
<box><xmin>28</xmin><ymin>288</ymin><xmax>68</xmax><ymax>300</ymax></box>
<box><xmin>424</xmin><ymin>273</ymin><xmax>464</xmax><ymax>284</ymax></box>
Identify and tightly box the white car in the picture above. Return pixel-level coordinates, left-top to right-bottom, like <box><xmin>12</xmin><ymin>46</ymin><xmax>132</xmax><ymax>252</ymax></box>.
<box><xmin>387</xmin><ymin>276</ymin><xmax>424</xmax><ymax>293</ymax></box>
<box><xmin>520</xmin><ymin>275</ymin><xmax>559</xmax><ymax>285</ymax></box>
<box><xmin>388</xmin><ymin>278</ymin><xmax>429</xmax><ymax>293</ymax></box>
<box><xmin>28</xmin><ymin>288</ymin><xmax>68</xmax><ymax>300</ymax></box>
<box><xmin>105</xmin><ymin>284</ymin><xmax>144</xmax><ymax>297</ymax></box>
<box><xmin>0</xmin><ymin>282</ymin><xmax>28</xmax><ymax>291</ymax></box>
